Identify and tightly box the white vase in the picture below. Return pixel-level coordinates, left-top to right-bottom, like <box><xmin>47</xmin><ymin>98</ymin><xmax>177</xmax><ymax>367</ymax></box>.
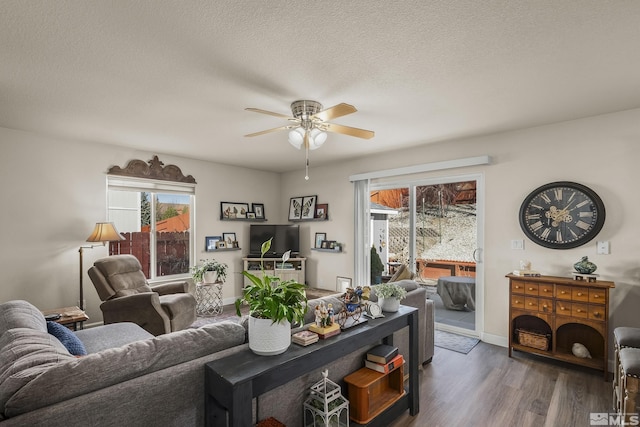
<box><xmin>379</xmin><ymin>297</ymin><xmax>400</xmax><ymax>312</ymax></box>
<box><xmin>248</xmin><ymin>316</ymin><xmax>291</xmax><ymax>356</ymax></box>
<box><xmin>203</xmin><ymin>271</ymin><xmax>216</xmax><ymax>283</ymax></box>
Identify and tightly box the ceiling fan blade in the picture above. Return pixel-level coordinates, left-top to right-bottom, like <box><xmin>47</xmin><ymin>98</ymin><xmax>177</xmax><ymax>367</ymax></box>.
<box><xmin>245</xmin><ymin>107</ymin><xmax>293</xmax><ymax>120</ymax></box>
<box><xmin>244</xmin><ymin>125</ymin><xmax>293</xmax><ymax>137</ymax></box>
<box><xmin>311</xmin><ymin>103</ymin><xmax>357</xmax><ymax>122</ymax></box>
<box><xmin>324</xmin><ymin>122</ymin><xmax>375</xmax><ymax>139</ymax></box>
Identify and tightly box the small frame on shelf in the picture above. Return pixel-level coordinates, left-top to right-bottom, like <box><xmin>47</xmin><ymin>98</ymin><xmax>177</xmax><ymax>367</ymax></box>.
<box><xmin>321</xmin><ymin>240</ymin><xmax>336</xmax><ymax>249</ymax></box>
<box><xmin>220</xmin><ymin>202</ymin><xmax>250</xmax><ymax>220</ymax></box>
<box><xmin>205</xmin><ymin>236</ymin><xmax>222</xmax><ymax>252</ymax></box>
<box><xmin>222</xmin><ymin>232</ymin><xmax>237</xmax><ymax>247</ymax></box>
<box><xmin>252</xmin><ymin>203</ymin><xmax>265</xmax><ymax>219</ymax></box>
<box><xmin>315</xmin><ymin>203</ymin><xmax>328</xmax><ymax>220</ymax></box>
<box><xmin>216</xmin><ymin>241</ymin><xmax>227</xmax><ymax>249</ymax></box>
<box><xmin>315</xmin><ymin>232</ymin><xmax>327</xmax><ymax>249</ymax></box>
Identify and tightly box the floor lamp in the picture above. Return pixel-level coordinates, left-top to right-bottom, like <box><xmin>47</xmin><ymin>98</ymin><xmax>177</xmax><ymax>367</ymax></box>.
<box><xmin>79</xmin><ymin>222</ymin><xmax>124</xmax><ymax>311</ymax></box>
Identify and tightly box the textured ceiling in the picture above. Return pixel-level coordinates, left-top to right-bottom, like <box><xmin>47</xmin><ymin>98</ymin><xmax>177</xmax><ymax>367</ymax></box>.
<box><xmin>2</xmin><ymin>1</ymin><xmax>640</xmax><ymax>172</ymax></box>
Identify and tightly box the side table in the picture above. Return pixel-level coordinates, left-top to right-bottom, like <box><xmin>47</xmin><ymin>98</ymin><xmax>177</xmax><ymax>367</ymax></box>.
<box><xmin>41</xmin><ymin>306</ymin><xmax>89</xmax><ymax>330</ymax></box>
<box><xmin>196</xmin><ymin>282</ymin><xmax>224</xmax><ymax>316</ymax></box>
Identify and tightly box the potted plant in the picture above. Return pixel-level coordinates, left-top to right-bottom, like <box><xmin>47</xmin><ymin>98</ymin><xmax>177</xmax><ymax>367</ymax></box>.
<box><xmin>373</xmin><ymin>282</ymin><xmax>408</xmax><ymax>312</ymax></box>
<box><xmin>191</xmin><ymin>259</ymin><xmax>228</xmax><ymax>284</ymax></box>
<box><xmin>370</xmin><ymin>245</ymin><xmax>384</xmax><ymax>284</ymax></box>
<box><xmin>235</xmin><ymin>238</ymin><xmax>308</xmax><ymax>356</ymax></box>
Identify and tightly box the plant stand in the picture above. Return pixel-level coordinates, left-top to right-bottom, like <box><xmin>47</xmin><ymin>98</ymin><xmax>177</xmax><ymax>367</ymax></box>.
<box><xmin>196</xmin><ymin>282</ymin><xmax>223</xmax><ymax>316</ymax></box>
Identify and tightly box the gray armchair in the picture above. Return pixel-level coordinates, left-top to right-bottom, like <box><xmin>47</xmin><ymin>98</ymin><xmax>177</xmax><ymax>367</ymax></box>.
<box><xmin>88</xmin><ymin>254</ymin><xmax>196</xmax><ymax>336</ymax></box>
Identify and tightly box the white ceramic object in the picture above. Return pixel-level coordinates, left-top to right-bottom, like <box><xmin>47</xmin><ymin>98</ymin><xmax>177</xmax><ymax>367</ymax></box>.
<box><xmin>203</xmin><ymin>271</ymin><xmax>217</xmax><ymax>283</ymax></box>
<box><xmin>572</xmin><ymin>342</ymin><xmax>592</xmax><ymax>358</ymax></box>
<box><xmin>379</xmin><ymin>297</ymin><xmax>400</xmax><ymax>313</ymax></box>
<box><xmin>248</xmin><ymin>316</ymin><xmax>291</xmax><ymax>356</ymax></box>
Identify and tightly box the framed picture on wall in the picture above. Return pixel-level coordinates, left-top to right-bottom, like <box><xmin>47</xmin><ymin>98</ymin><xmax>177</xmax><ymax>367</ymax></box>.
<box><xmin>315</xmin><ymin>203</ymin><xmax>328</xmax><ymax>219</ymax></box>
<box><xmin>315</xmin><ymin>232</ymin><xmax>326</xmax><ymax>249</ymax></box>
<box><xmin>220</xmin><ymin>202</ymin><xmax>249</xmax><ymax>219</ymax></box>
<box><xmin>205</xmin><ymin>236</ymin><xmax>221</xmax><ymax>251</ymax></box>
<box><xmin>252</xmin><ymin>203</ymin><xmax>265</xmax><ymax>219</ymax></box>
<box><xmin>222</xmin><ymin>233</ymin><xmax>237</xmax><ymax>245</ymax></box>
<box><xmin>289</xmin><ymin>197</ymin><xmax>303</xmax><ymax>220</ymax></box>
<box><xmin>301</xmin><ymin>195</ymin><xmax>317</xmax><ymax>220</ymax></box>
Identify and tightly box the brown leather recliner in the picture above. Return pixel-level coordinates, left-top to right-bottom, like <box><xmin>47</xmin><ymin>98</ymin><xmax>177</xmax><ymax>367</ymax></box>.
<box><xmin>88</xmin><ymin>254</ymin><xmax>196</xmax><ymax>336</ymax></box>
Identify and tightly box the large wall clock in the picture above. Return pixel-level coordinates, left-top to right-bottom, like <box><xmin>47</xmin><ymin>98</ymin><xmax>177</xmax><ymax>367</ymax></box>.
<box><xmin>519</xmin><ymin>181</ymin><xmax>605</xmax><ymax>249</ymax></box>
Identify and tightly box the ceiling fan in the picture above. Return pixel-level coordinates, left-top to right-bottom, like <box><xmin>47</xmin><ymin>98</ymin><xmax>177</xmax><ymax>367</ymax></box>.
<box><xmin>245</xmin><ymin>100</ymin><xmax>374</xmax><ymax>179</ymax></box>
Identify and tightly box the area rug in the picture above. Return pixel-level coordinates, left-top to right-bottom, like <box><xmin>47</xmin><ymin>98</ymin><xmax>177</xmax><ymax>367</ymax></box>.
<box><xmin>434</xmin><ymin>330</ymin><xmax>480</xmax><ymax>354</ymax></box>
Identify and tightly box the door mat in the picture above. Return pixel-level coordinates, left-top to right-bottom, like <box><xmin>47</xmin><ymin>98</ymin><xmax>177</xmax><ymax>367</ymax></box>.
<box><xmin>434</xmin><ymin>330</ymin><xmax>480</xmax><ymax>354</ymax></box>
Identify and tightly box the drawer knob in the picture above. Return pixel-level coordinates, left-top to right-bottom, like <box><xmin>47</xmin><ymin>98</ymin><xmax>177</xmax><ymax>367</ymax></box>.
<box><xmin>528</xmin><ymin>302</ymin><xmax>533</xmax><ymax>306</ymax></box>
<box><xmin>515</xmin><ymin>300</ymin><xmax>520</xmax><ymax>304</ymax></box>
<box><xmin>543</xmin><ymin>304</ymin><xmax>548</xmax><ymax>308</ymax></box>
<box><xmin>576</xmin><ymin>309</ymin><xmax>582</xmax><ymax>313</ymax></box>
<box><xmin>528</xmin><ymin>287</ymin><xmax>534</xmax><ymax>291</ymax></box>
<box><xmin>593</xmin><ymin>311</ymin><xmax>600</xmax><ymax>316</ymax></box>
<box><xmin>560</xmin><ymin>307</ymin><xmax>566</xmax><ymax>310</ymax></box>
<box><xmin>561</xmin><ymin>291</ymin><xmax>566</xmax><ymax>294</ymax></box>
<box><xmin>577</xmin><ymin>292</ymin><xmax>583</xmax><ymax>296</ymax></box>
<box><xmin>593</xmin><ymin>294</ymin><xmax>599</xmax><ymax>298</ymax></box>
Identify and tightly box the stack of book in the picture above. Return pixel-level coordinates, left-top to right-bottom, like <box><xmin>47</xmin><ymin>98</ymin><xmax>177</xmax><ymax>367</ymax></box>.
<box><xmin>292</xmin><ymin>330</ymin><xmax>319</xmax><ymax>346</ymax></box>
<box><xmin>365</xmin><ymin>344</ymin><xmax>404</xmax><ymax>374</ymax></box>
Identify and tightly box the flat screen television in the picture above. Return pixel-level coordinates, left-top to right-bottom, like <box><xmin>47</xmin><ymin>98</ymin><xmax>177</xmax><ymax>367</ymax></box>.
<box><xmin>249</xmin><ymin>224</ymin><xmax>300</xmax><ymax>257</ymax></box>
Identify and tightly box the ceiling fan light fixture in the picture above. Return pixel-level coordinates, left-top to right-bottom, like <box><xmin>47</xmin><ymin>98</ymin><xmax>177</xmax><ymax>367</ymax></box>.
<box><xmin>308</xmin><ymin>128</ymin><xmax>327</xmax><ymax>150</ymax></box>
<box><xmin>288</xmin><ymin>128</ymin><xmax>304</xmax><ymax>149</ymax></box>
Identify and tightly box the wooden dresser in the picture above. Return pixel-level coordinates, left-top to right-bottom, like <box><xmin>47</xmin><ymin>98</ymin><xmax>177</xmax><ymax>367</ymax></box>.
<box><xmin>506</xmin><ymin>273</ymin><xmax>614</xmax><ymax>380</ymax></box>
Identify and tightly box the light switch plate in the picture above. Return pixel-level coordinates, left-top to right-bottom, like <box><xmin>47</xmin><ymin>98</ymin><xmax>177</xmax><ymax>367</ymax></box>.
<box><xmin>596</xmin><ymin>241</ymin><xmax>610</xmax><ymax>254</ymax></box>
<box><xmin>511</xmin><ymin>239</ymin><xmax>524</xmax><ymax>250</ymax></box>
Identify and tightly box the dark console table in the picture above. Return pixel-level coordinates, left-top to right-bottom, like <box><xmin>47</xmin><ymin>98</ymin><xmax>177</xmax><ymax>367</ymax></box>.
<box><xmin>205</xmin><ymin>305</ymin><xmax>419</xmax><ymax>427</ymax></box>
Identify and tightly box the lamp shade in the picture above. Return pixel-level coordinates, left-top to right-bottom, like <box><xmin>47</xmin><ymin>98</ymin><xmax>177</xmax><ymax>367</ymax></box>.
<box><xmin>288</xmin><ymin>128</ymin><xmax>305</xmax><ymax>149</ymax></box>
<box><xmin>309</xmin><ymin>128</ymin><xmax>327</xmax><ymax>150</ymax></box>
<box><xmin>86</xmin><ymin>222</ymin><xmax>124</xmax><ymax>243</ymax></box>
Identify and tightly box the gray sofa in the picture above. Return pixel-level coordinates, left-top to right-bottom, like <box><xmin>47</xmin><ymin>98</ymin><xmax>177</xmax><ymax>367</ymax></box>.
<box><xmin>0</xmin><ymin>283</ymin><xmax>433</xmax><ymax>426</ymax></box>
<box><xmin>0</xmin><ymin>300</ymin><xmax>246</xmax><ymax>426</ymax></box>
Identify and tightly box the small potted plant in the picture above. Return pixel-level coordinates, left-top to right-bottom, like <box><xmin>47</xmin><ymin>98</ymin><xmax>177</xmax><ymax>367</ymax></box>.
<box><xmin>191</xmin><ymin>259</ymin><xmax>228</xmax><ymax>284</ymax></box>
<box><xmin>372</xmin><ymin>282</ymin><xmax>408</xmax><ymax>312</ymax></box>
<box><xmin>370</xmin><ymin>245</ymin><xmax>384</xmax><ymax>284</ymax></box>
<box><xmin>235</xmin><ymin>238</ymin><xmax>308</xmax><ymax>356</ymax></box>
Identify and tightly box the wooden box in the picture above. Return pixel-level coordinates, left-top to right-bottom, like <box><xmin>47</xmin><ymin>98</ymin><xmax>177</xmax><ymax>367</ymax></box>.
<box><xmin>517</xmin><ymin>328</ymin><xmax>550</xmax><ymax>351</ymax></box>
<box><xmin>343</xmin><ymin>364</ymin><xmax>405</xmax><ymax>424</ymax></box>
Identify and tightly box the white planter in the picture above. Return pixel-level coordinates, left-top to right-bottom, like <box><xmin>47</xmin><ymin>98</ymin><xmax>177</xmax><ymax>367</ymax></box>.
<box><xmin>203</xmin><ymin>271</ymin><xmax>217</xmax><ymax>283</ymax></box>
<box><xmin>248</xmin><ymin>316</ymin><xmax>291</xmax><ymax>356</ymax></box>
<box><xmin>379</xmin><ymin>297</ymin><xmax>400</xmax><ymax>312</ymax></box>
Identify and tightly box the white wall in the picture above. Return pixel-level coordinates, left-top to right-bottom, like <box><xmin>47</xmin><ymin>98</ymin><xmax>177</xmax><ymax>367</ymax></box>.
<box><xmin>0</xmin><ymin>127</ymin><xmax>280</xmax><ymax>324</ymax></box>
<box><xmin>2</xmin><ymin>106</ymin><xmax>639</xmax><ymax>344</ymax></box>
<box><xmin>281</xmin><ymin>108</ymin><xmax>640</xmax><ymax>347</ymax></box>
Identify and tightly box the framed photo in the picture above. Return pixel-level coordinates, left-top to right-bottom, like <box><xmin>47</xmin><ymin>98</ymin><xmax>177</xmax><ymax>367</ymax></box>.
<box><xmin>315</xmin><ymin>232</ymin><xmax>326</xmax><ymax>249</ymax></box>
<box><xmin>315</xmin><ymin>203</ymin><xmax>328</xmax><ymax>220</ymax></box>
<box><xmin>247</xmin><ymin>212</ymin><xmax>256</xmax><ymax>219</ymax></box>
<box><xmin>289</xmin><ymin>197</ymin><xmax>303</xmax><ymax>220</ymax></box>
<box><xmin>220</xmin><ymin>202</ymin><xmax>249</xmax><ymax>219</ymax></box>
<box><xmin>222</xmin><ymin>232</ymin><xmax>237</xmax><ymax>245</ymax></box>
<box><xmin>216</xmin><ymin>241</ymin><xmax>227</xmax><ymax>249</ymax></box>
<box><xmin>252</xmin><ymin>203</ymin><xmax>265</xmax><ymax>219</ymax></box>
<box><xmin>233</xmin><ymin>241</ymin><xmax>239</xmax><ymax>248</ymax></box>
<box><xmin>301</xmin><ymin>195</ymin><xmax>317</xmax><ymax>220</ymax></box>
<box><xmin>321</xmin><ymin>240</ymin><xmax>335</xmax><ymax>249</ymax></box>
<box><xmin>205</xmin><ymin>236</ymin><xmax>221</xmax><ymax>251</ymax></box>
<box><xmin>336</xmin><ymin>276</ymin><xmax>352</xmax><ymax>292</ymax></box>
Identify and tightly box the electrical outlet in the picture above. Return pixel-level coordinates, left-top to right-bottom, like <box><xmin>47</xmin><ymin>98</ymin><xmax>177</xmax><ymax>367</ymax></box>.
<box><xmin>511</xmin><ymin>239</ymin><xmax>524</xmax><ymax>250</ymax></box>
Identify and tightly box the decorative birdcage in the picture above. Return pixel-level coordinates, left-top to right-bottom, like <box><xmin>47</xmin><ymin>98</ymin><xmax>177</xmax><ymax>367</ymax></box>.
<box><xmin>303</xmin><ymin>370</ymin><xmax>349</xmax><ymax>427</ymax></box>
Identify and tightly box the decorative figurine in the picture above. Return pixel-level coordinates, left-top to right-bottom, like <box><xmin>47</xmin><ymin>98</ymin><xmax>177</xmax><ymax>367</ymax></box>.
<box><xmin>574</xmin><ymin>256</ymin><xmax>597</xmax><ymax>274</ymax></box>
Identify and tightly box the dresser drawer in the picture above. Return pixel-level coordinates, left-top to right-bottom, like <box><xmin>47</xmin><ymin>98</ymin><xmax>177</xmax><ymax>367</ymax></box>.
<box><xmin>571</xmin><ymin>303</ymin><xmax>589</xmax><ymax>318</ymax></box>
<box><xmin>538</xmin><ymin>298</ymin><xmax>553</xmax><ymax>313</ymax></box>
<box><xmin>572</xmin><ymin>287</ymin><xmax>590</xmax><ymax>302</ymax></box>
<box><xmin>524</xmin><ymin>297</ymin><xmax>539</xmax><ymax>311</ymax></box>
<box><xmin>556</xmin><ymin>285</ymin><xmax>572</xmax><ymax>300</ymax></box>
<box><xmin>511</xmin><ymin>281</ymin><xmax>526</xmax><ymax>294</ymax></box>
<box><xmin>588</xmin><ymin>305</ymin><xmax>606</xmax><ymax>321</ymax></box>
<box><xmin>589</xmin><ymin>289</ymin><xmax>606</xmax><ymax>303</ymax></box>
<box><xmin>539</xmin><ymin>284</ymin><xmax>554</xmax><ymax>298</ymax></box>
<box><xmin>511</xmin><ymin>295</ymin><xmax>525</xmax><ymax>309</ymax></box>
<box><xmin>524</xmin><ymin>283</ymin><xmax>539</xmax><ymax>296</ymax></box>
<box><xmin>556</xmin><ymin>301</ymin><xmax>572</xmax><ymax>315</ymax></box>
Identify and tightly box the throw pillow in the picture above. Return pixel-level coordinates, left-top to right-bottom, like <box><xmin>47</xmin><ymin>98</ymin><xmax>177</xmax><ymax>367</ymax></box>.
<box><xmin>389</xmin><ymin>264</ymin><xmax>413</xmax><ymax>282</ymax></box>
<box><xmin>46</xmin><ymin>321</ymin><xmax>87</xmax><ymax>356</ymax></box>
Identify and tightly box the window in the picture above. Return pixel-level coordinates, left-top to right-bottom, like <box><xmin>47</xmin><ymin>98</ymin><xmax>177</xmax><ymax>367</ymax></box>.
<box><xmin>107</xmin><ymin>175</ymin><xmax>195</xmax><ymax>280</ymax></box>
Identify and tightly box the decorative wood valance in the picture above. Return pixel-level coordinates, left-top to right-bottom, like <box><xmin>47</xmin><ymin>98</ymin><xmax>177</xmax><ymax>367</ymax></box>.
<box><xmin>107</xmin><ymin>155</ymin><xmax>196</xmax><ymax>184</ymax></box>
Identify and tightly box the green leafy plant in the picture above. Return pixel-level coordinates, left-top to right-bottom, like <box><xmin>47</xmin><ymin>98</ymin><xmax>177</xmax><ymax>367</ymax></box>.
<box><xmin>191</xmin><ymin>259</ymin><xmax>228</xmax><ymax>283</ymax></box>
<box><xmin>373</xmin><ymin>282</ymin><xmax>408</xmax><ymax>300</ymax></box>
<box><xmin>235</xmin><ymin>238</ymin><xmax>308</xmax><ymax>325</ymax></box>
<box><xmin>370</xmin><ymin>245</ymin><xmax>384</xmax><ymax>278</ymax></box>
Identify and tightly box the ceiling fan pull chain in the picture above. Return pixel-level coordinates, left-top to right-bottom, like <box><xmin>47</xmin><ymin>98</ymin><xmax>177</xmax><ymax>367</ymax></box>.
<box><xmin>305</xmin><ymin>145</ymin><xmax>310</xmax><ymax>180</ymax></box>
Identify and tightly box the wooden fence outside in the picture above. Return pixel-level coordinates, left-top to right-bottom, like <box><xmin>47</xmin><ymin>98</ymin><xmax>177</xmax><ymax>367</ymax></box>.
<box><xmin>109</xmin><ymin>231</ymin><xmax>190</xmax><ymax>278</ymax></box>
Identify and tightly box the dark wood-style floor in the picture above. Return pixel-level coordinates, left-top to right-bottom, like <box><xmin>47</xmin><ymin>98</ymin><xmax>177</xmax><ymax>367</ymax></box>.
<box><xmin>390</xmin><ymin>341</ymin><xmax>612</xmax><ymax>427</ymax></box>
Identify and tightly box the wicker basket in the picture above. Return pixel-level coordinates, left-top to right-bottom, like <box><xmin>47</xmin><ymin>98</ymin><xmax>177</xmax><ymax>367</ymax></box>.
<box><xmin>516</xmin><ymin>329</ymin><xmax>550</xmax><ymax>351</ymax></box>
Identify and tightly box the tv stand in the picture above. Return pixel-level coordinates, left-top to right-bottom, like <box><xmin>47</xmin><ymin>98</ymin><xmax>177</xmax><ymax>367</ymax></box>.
<box><xmin>243</xmin><ymin>256</ymin><xmax>306</xmax><ymax>286</ymax></box>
